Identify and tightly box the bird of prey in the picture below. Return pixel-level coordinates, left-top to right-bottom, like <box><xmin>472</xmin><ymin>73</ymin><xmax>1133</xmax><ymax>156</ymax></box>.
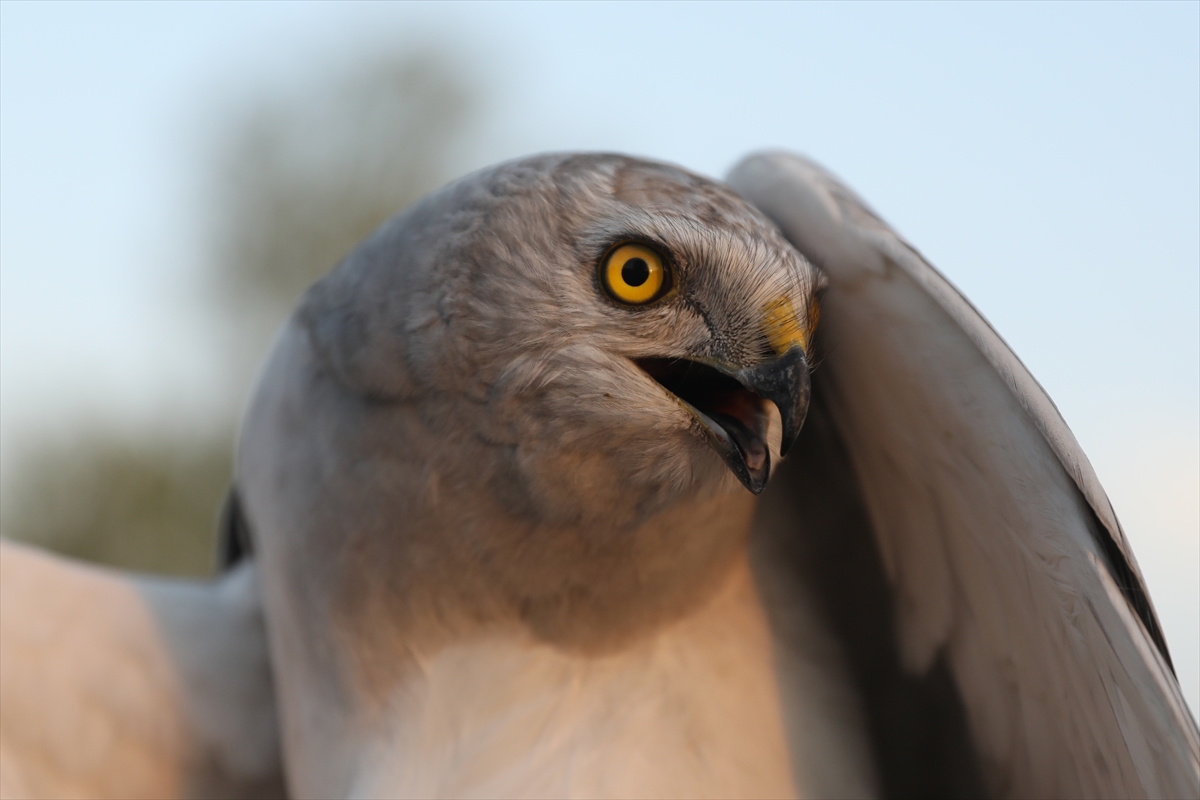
<box><xmin>1</xmin><ymin>151</ymin><xmax>1196</xmax><ymax>800</ymax></box>
<box><xmin>230</xmin><ymin>151</ymin><xmax>1197</xmax><ymax>798</ymax></box>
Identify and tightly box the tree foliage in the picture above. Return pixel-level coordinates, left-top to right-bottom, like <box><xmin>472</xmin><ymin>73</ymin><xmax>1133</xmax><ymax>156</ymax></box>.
<box><xmin>2</xmin><ymin>51</ymin><xmax>476</xmax><ymax>576</ymax></box>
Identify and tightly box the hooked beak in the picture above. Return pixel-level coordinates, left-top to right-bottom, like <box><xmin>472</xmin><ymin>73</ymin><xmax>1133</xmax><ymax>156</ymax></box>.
<box><xmin>636</xmin><ymin>346</ymin><xmax>811</xmax><ymax>494</ymax></box>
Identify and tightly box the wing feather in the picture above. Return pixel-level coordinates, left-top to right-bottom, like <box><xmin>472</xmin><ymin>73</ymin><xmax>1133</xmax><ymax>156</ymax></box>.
<box><xmin>731</xmin><ymin>151</ymin><xmax>1199</xmax><ymax>799</ymax></box>
<box><xmin>0</xmin><ymin>540</ymin><xmax>284</xmax><ymax>799</ymax></box>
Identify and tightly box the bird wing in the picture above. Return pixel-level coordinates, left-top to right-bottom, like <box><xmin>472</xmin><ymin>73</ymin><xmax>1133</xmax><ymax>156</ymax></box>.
<box><xmin>729</xmin><ymin>151</ymin><xmax>1199</xmax><ymax>799</ymax></box>
<box><xmin>0</xmin><ymin>539</ymin><xmax>284</xmax><ymax>800</ymax></box>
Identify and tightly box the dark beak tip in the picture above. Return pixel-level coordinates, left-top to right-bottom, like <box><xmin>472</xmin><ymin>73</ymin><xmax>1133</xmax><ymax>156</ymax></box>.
<box><xmin>730</xmin><ymin>460</ymin><xmax>770</xmax><ymax>495</ymax></box>
<box><xmin>778</xmin><ymin>415</ymin><xmax>805</xmax><ymax>458</ymax></box>
<box><xmin>669</xmin><ymin>347</ymin><xmax>811</xmax><ymax>494</ymax></box>
<box><xmin>740</xmin><ymin>347</ymin><xmax>811</xmax><ymax>464</ymax></box>
<box><xmin>729</xmin><ymin>453</ymin><xmax>771</xmax><ymax>495</ymax></box>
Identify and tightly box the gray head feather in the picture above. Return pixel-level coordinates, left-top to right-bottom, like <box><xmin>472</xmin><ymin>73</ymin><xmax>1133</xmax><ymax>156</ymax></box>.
<box><xmin>240</xmin><ymin>153</ymin><xmax>820</xmax><ymax>675</ymax></box>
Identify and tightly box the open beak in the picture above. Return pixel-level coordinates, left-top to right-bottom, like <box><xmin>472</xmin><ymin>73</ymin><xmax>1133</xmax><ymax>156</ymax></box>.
<box><xmin>636</xmin><ymin>347</ymin><xmax>811</xmax><ymax>494</ymax></box>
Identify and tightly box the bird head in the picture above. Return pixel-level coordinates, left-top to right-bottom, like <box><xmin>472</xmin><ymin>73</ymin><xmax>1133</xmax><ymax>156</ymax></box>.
<box><xmin>251</xmin><ymin>154</ymin><xmax>825</xmax><ymax>653</ymax></box>
<box><xmin>299</xmin><ymin>154</ymin><xmax>821</xmax><ymax>530</ymax></box>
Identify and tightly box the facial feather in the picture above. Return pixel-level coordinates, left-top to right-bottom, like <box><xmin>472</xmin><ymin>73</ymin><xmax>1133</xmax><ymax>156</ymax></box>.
<box><xmin>263</xmin><ymin>152</ymin><xmax>821</xmax><ymax>670</ymax></box>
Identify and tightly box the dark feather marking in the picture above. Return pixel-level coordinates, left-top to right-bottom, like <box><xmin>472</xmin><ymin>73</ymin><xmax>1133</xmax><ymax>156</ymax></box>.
<box><xmin>1088</xmin><ymin>506</ymin><xmax>1175</xmax><ymax>673</ymax></box>
<box><xmin>753</xmin><ymin>382</ymin><xmax>988</xmax><ymax>799</ymax></box>
<box><xmin>681</xmin><ymin>294</ymin><xmax>723</xmax><ymax>353</ymax></box>
<box><xmin>217</xmin><ymin>487</ymin><xmax>253</xmax><ymax>571</ymax></box>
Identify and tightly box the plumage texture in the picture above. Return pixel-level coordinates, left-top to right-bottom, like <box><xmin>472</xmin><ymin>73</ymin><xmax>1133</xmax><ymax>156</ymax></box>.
<box><xmin>3</xmin><ymin>150</ymin><xmax>1195</xmax><ymax>800</ymax></box>
<box><xmin>238</xmin><ymin>153</ymin><xmax>867</xmax><ymax>797</ymax></box>
<box><xmin>731</xmin><ymin>152</ymin><xmax>1199</xmax><ymax>798</ymax></box>
<box><xmin>237</xmin><ymin>150</ymin><xmax>1197</xmax><ymax>798</ymax></box>
<box><xmin>0</xmin><ymin>539</ymin><xmax>283</xmax><ymax>799</ymax></box>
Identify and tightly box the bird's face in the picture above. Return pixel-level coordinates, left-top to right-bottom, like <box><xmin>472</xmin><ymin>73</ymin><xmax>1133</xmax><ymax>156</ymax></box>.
<box><xmin>402</xmin><ymin>155</ymin><xmax>822</xmax><ymax>526</ymax></box>
<box><xmin>287</xmin><ymin>154</ymin><xmax>824</xmax><ymax>650</ymax></box>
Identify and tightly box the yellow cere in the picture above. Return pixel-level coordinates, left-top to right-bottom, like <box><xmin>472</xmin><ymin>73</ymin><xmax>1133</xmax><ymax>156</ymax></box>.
<box><xmin>762</xmin><ymin>296</ymin><xmax>814</xmax><ymax>354</ymax></box>
<box><xmin>603</xmin><ymin>243</ymin><xmax>666</xmax><ymax>304</ymax></box>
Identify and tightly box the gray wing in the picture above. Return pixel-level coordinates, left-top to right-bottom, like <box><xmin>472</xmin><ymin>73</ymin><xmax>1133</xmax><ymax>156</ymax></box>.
<box><xmin>730</xmin><ymin>151</ymin><xmax>1199</xmax><ymax>799</ymax></box>
<box><xmin>0</xmin><ymin>540</ymin><xmax>284</xmax><ymax>799</ymax></box>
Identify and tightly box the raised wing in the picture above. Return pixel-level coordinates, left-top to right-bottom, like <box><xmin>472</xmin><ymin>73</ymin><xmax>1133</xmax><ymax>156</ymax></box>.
<box><xmin>0</xmin><ymin>540</ymin><xmax>283</xmax><ymax>799</ymax></box>
<box><xmin>732</xmin><ymin>152</ymin><xmax>1199</xmax><ymax>799</ymax></box>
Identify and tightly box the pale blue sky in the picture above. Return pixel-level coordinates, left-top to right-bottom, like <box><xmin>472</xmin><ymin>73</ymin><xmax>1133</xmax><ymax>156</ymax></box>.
<box><xmin>2</xmin><ymin>1</ymin><xmax>1197</xmax><ymax>713</ymax></box>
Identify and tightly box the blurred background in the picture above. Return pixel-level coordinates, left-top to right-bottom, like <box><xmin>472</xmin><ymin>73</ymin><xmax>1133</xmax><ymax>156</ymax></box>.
<box><xmin>1</xmin><ymin>2</ymin><xmax>1196</xmax><ymax>717</ymax></box>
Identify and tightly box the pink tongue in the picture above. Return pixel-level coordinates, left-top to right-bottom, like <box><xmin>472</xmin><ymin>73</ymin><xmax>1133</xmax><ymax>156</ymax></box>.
<box><xmin>744</xmin><ymin>440</ymin><xmax>767</xmax><ymax>471</ymax></box>
<box><xmin>711</xmin><ymin>391</ymin><xmax>767</xmax><ymax>468</ymax></box>
<box><xmin>712</xmin><ymin>389</ymin><xmax>762</xmax><ymax>424</ymax></box>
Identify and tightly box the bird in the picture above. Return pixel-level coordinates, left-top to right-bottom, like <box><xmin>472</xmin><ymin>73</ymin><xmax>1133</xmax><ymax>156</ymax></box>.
<box><xmin>228</xmin><ymin>150</ymin><xmax>1198</xmax><ymax>798</ymax></box>
<box><xmin>1</xmin><ymin>150</ymin><xmax>1196</xmax><ymax>800</ymax></box>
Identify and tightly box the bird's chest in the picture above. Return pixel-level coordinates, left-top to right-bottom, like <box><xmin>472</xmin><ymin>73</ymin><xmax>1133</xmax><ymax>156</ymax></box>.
<box><xmin>349</xmin><ymin>566</ymin><xmax>798</xmax><ymax>799</ymax></box>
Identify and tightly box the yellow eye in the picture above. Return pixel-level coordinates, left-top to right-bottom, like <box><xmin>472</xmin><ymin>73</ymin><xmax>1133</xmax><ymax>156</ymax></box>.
<box><xmin>602</xmin><ymin>243</ymin><xmax>669</xmax><ymax>304</ymax></box>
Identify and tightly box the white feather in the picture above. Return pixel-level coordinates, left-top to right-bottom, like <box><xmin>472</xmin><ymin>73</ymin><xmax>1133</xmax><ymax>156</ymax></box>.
<box><xmin>0</xmin><ymin>539</ymin><xmax>281</xmax><ymax>800</ymax></box>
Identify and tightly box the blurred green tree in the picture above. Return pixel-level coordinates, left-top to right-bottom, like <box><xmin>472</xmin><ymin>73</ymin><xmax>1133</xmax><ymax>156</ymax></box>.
<box><xmin>1</xmin><ymin>434</ymin><xmax>234</xmax><ymax>576</ymax></box>
<box><xmin>211</xmin><ymin>52</ymin><xmax>475</xmax><ymax>393</ymax></box>
<box><xmin>1</xmin><ymin>51</ymin><xmax>476</xmax><ymax>576</ymax></box>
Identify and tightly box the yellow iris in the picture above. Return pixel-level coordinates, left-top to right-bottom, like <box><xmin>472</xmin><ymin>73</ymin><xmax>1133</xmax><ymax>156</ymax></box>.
<box><xmin>602</xmin><ymin>243</ymin><xmax>668</xmax><ymax>304</ymax></box>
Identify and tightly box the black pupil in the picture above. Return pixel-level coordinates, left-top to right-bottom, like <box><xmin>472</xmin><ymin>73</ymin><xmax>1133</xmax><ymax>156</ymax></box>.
<box><xmin>622</xmin><ymin>257</ymin><xmax>650</xmax><ymax>287</ymax></box>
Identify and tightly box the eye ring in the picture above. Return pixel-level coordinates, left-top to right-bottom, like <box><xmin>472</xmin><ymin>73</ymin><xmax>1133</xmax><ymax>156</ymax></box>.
<box><xmin>601</xmin><ymin>242</ymin><xmax>671</xmax><ymax>305</ymax></box>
